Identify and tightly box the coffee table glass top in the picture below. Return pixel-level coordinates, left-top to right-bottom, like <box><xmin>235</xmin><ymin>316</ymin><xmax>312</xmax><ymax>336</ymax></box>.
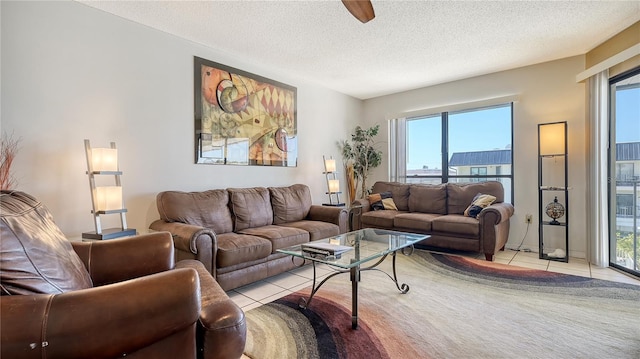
<box><xmin>277</xmin><ymin>228</ymin><xmax>428</xmax><ymax>269</ymax></box>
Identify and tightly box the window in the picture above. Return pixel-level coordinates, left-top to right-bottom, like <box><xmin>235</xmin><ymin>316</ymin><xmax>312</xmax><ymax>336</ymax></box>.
<box><xmin>616</xmin><ymin>194</ymin><xmax>634</xmax><ymax>217</ymax></box>
<box><xmin>609</xmin><ymin>67</ymin><xmax>640</xmax><ymax>276</ymax></box>
<box><xmin>404</xmin><ymin>114</ymin><xmax>443</xmax><ymax>184</ymax></box>
<box><xmin>391</xmin><ymin>103</ymin><xmax>513</xmax><ymax>202</ymax></box>
<box><xmin>616</xmin><ymin>163</ymin><xmax>635</xmax><ymax>181</ymax></box>
<box><xmin>470</xmin><ymin>167</ymin><xmax>487</xmax><ymax>182</ymax></box>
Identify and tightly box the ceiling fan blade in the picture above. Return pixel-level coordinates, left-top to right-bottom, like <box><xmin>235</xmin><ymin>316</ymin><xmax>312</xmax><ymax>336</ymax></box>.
<box><xmin>341</xmin><ymin>0</ymin><xmax>375</xmax><ymax>23</ymax></box>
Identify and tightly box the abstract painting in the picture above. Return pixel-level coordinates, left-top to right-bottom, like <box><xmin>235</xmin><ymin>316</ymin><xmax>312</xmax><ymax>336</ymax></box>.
<box><xmin>194</xmin><ymin>56</ymin><xmax>297</xmax><ymax>166</ymax></box>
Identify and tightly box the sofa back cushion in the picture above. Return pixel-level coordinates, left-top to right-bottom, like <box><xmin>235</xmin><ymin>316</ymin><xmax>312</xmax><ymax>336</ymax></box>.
<box><xmin>228</xmin><ymin>187</ymin><xmax>273</xmax><ymax>231</ymax></box>
<box><xmin>269</xmin><ymin>184</ymin><xmax>312</xmax><ymax>224</ymax></box>
<box><xmin>1</xmin><ymin>191</ymin><xmax>93</xmax><ymax>295</ymax></box>
<box><xmin>156</xmin><ymin>190</ymin><xmax>233</xmax><ymax>234</ymax></box>
<box><xmin>409</xmin><ymin>184</ymin><xmax>447</xmax><ymax>214</ymax></box>
<box><xmin>447</xmin><ymin>181</ymin><xmax>504</xmax><ymax>215</ymax></box>
<box><xmin>371</xmin><ymin>182</ymin><xmax>411</xmax><ymax>211</ymax></box>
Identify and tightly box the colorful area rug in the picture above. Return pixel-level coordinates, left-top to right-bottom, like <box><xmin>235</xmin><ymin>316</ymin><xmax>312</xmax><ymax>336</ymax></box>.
<box><xmin>243</xmin><ymin>251</ymin><xmax>640</xmax><ymax>359</ymax></box>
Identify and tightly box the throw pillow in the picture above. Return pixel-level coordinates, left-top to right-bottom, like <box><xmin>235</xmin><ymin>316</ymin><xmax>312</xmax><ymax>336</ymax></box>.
<box><xmin>369</xmin><ymin>191</ymin><xmax>398</xmax><ymax>211</ymax></box>
<box><xmin>464</xmin><ymin>193</ymin><xmax>496</xmax><ymax>218</ymax></box>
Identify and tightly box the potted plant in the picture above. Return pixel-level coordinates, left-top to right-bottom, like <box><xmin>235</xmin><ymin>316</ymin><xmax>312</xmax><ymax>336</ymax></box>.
<box><xmin>1</xmin><ymin>132</ymin><xmax>20</xmax><ymax>190</ymax></box>
<box><xmin>340</xmin><ymin>125</ymin><xmax>383</xmax><ymax>201</ymax></box>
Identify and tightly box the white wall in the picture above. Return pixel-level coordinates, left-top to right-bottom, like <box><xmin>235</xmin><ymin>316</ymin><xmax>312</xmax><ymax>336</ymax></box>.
<box><xmin>362</xmin><ymin>57</ymin><xmax>587</xmax><ymax>258</ymax></box>
<box><xmin>1</xmin><ymin>1</ymin><xmax>361</xmax><ymax>236</ymax></box>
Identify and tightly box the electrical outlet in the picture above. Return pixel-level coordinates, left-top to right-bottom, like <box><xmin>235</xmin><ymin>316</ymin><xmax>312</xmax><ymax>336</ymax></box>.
<box><xmin>525</xmin><ymin>214</ymin><xmax>532</xmax><ymax>224</ymax></box>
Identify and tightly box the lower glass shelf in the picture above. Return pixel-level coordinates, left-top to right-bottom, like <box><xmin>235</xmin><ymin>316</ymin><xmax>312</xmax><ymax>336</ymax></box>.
<box><xmin>539</xmin><ymin>253</ymin><xmax>568</xmax><ymax>263</ymax></box>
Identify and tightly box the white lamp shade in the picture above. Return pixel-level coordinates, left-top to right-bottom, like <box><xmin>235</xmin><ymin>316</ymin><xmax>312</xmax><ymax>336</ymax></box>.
<box><xmin>91</xmin><ymin>148</ymin><xmax>118</xmax><ymax>172</ymax></box>
<box><xmin>95</xmin><ymin>186</ymin><xmax>122</xmax><ymax>211</ymax></box>
<box><xmin>328</xmin><ymin>179</ymin><xmax>340</xmax><ymax>193</ymax></box>
<box><xmin>539</xmin><ymin>123</ymin><xmax>566</xmax><ymax>156</ymax></box>
<box><xmin>324</xmin><ymin>158</ymin><xmax>337</xmax><ymax>173</ymax></box>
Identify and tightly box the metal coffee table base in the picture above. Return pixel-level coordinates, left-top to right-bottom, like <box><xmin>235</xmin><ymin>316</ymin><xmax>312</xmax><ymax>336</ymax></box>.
<box><xmin>297</xmin><ymin>247</ymin><xmax>413</xmax><ymax>329</ymax></box>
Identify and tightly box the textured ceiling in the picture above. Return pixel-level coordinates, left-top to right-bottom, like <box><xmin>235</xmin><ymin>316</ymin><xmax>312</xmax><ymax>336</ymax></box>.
<box><xmin>78</xmin><ymin>1</ymin><xmax>640</xmax><ymax>100</ymax></box>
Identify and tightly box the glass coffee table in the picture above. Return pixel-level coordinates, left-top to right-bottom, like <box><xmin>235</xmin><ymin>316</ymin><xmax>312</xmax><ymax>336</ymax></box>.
<box><xmin>277</xmin><ymin>228</ymin><xmax>428</xmax><ymax>329</ymax></box>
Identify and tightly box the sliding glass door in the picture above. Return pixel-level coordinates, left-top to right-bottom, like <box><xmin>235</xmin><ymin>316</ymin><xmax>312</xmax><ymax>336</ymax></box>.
<box><xmin>609</xmin><ymin>68</ymin><xmax>640</xmax><ymax>277</ymax></box>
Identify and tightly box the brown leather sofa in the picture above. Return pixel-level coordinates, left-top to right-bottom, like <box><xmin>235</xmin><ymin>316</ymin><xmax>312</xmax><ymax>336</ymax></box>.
<box><xmin>150</xmin><ymin>184</ymin><xmax>349</xmax><ymax>291</ymax></box>
<box><xmin>353</xmin><ymin>181</ymin><xmax>514</xmax><ymax>261</ymax></box>
<box><xmin>0</xmin><ymin>190</ymin><xmax>246</xmax><ymax>359</ymax></box>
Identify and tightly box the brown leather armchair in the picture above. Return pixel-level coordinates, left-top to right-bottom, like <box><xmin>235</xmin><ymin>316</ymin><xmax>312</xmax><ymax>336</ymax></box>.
<box><xmin>0</xmin><ymin>191</ymin><xmax>246</xmax><ymax>359</ymax></box>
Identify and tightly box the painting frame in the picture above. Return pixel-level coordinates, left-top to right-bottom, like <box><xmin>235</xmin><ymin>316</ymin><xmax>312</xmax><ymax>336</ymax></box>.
<box><xmin>194</xmin><ymin>56</ymin><xmax>298</xmax><ymax>167</ymax></box>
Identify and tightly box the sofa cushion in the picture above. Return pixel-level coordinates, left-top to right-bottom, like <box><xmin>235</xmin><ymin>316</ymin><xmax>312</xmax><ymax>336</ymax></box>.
<box><xmin>394</xmin><ymin>213</ymin><xmax>443</xmax><ymax>232</ymax></box>
<box><xmin>464</xmin><ymin>193</ymin><xmax>497</xmax><ymax>218</ymax></box>
<box><xmin>431</xmin><ymin>214</ymin><xmax>480</xmax><ymax>237</ymax></box>
<box><xmin>269</xmin><ymin>184</ymin><xmax>312</xmax><ymax>224</ymax></box>
<box><xmin>228</xmin><ymin>187</ymin><xmax>273</xmax><ymax>231</ymax></box>
<box><xmin>216</xmin><ymin>232</ymin><xmax>272</xmax><ymax>268</ymax></box>
<box><xmin>361</xmin><ymin>210</ymin><xmax>406</xmax><ymax>228</ymax></box>
<box><xmin>368</xmin><ymin>191</ymin><xmax>398</xmax><ymax>211</ymax></box>
<box><xmin>239</xmin><ymin>225</ymin><xmax>309</xmax><ymax>253</ymax></box>
<box><xmin>447</xmin><ymin>182</ymin><xmax>504</xmax><ymax>215</ymax></box>
<box><xmin>1</xmin><ymin>191</ymin><xmax>93</xmax><ymax>295</ymax></box>
<box><xmin>409</xmin><ymin>184</ymin><xmax>447</xmax><ymax>214</ymax></box>
<box><xmin>277</xmin><ymin>220</ymin><xmax>340</xmax><ymax>241</ymax></box>
<box><xmin>371</xmin><ymin>182</ymin><xmax>411</xmax><ymax>211</ymax></box>
<box><xmin>157</xmin><ymin>189</ymin><xmax>233</xmax><ymax>234</ymax></box>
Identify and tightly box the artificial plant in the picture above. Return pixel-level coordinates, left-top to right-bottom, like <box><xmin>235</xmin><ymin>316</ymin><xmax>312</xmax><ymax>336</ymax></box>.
<box><xmin>0</xmin><ymin>132</ymin><xmax>20</xmax><ymax>190</ymax></box>
<box><xmin>340</xmin><ymin>125</ymin><xmax>383</xmax><ymax>200</ymax></box>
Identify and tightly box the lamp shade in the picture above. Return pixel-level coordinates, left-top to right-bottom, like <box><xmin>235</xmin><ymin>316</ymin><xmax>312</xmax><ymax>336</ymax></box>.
<box><xmin>95</xmin><ymin>186</ymin><xmax>122</xmax><ymax>211</ymax></box>
<box><xmin>328</xmin><ymin>179</ymin><xmax>340</xmax><ymax>193</ymax></box>
<box><xmin>91</xmin><ymin>148</ymin><xmax>118</xmax><ymax>172</ymax></box>
<box><xmin>324</xmin><ymin>158</ymin><xmax>337</xmax><ymax>173</ymax></box>
<box><xmin>539</xmin><ymin>122</ymin><xmax>566</xmax><ymax>156</ymax></box>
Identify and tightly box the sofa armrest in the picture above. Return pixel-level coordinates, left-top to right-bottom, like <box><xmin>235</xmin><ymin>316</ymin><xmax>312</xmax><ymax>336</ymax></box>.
<box><xmin>150</xmin><ymin>220</ymin><xmax>217</xmax><ymax>274</ymax></box>
<box><xmin>478</xmin><ymin>202</ymin><xmax>515</xmax><ymax>225</ymax></box>
<box><xmin>478</xmin><ymin>202</ymin><xmax>514</xmax><ymax>260</ymax></box>
<box><xmin>1</xmin><ymin>268</ymin><xmax>200</xmax><ymax>359</ymax></box>
<box><xmin>176</xmin><ymin>260</ymin><xmax>246</xmax><ymax>359</ymax></box>
<box><xmin>307</xmin><ymin>205</ymin><xmax>349</xmax><ymax>233</ymax></box>
<box><xmin>352</xmin><ymin>199</ymin><xmax>371</xmax><ymax>213</ymax></box>
<box><xmin>71</xmin><ymin>232</ymin><xmax>175</xmax><ymax>286</ymax></box>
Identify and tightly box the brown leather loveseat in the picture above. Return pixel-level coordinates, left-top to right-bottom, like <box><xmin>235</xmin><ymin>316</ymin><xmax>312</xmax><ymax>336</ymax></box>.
<box><xmin>0</xmin><ymin>190</ymin><xmax>246</xmax><ymax>359</ymax></box>
<box><xmin>150</xmin><ymin>184</ymin><xmax>349</xmax><ymax>291</ymax></box>
<box><xmin>353</xmin><ymin>181</ymin><xmax>514</xmax><ymax>261</ymax></box>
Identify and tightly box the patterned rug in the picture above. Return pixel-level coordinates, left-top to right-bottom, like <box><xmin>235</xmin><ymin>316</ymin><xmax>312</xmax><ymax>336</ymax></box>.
<box><xmin>243</xmin><ymin>251</ymin><xmax>640</xmax><ymax>359</ymax></box>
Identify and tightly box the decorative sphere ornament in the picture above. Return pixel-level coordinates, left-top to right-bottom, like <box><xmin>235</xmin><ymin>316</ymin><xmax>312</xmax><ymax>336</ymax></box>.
<box><xmin>545</xmin><ymin>196</ymin><xmax>565</xmax><ymax>225</ymax></box>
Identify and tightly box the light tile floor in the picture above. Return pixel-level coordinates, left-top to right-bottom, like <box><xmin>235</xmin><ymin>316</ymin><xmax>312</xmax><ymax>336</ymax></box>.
<box><xmin>227</xmin><ymin>249</ymin><xmax>640</xmax><ymax>311</ymax></box>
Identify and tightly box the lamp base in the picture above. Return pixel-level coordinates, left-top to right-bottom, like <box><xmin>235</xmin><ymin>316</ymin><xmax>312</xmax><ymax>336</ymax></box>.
<box><xmin>322</xmin><ymin>203</ymin><xmax>346</xmax><ymax>207</ymax></box>
<box><xmin>82</xmin><ymin>228</ymin><xmax>137</xmax><ymax>240</ymax></box>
